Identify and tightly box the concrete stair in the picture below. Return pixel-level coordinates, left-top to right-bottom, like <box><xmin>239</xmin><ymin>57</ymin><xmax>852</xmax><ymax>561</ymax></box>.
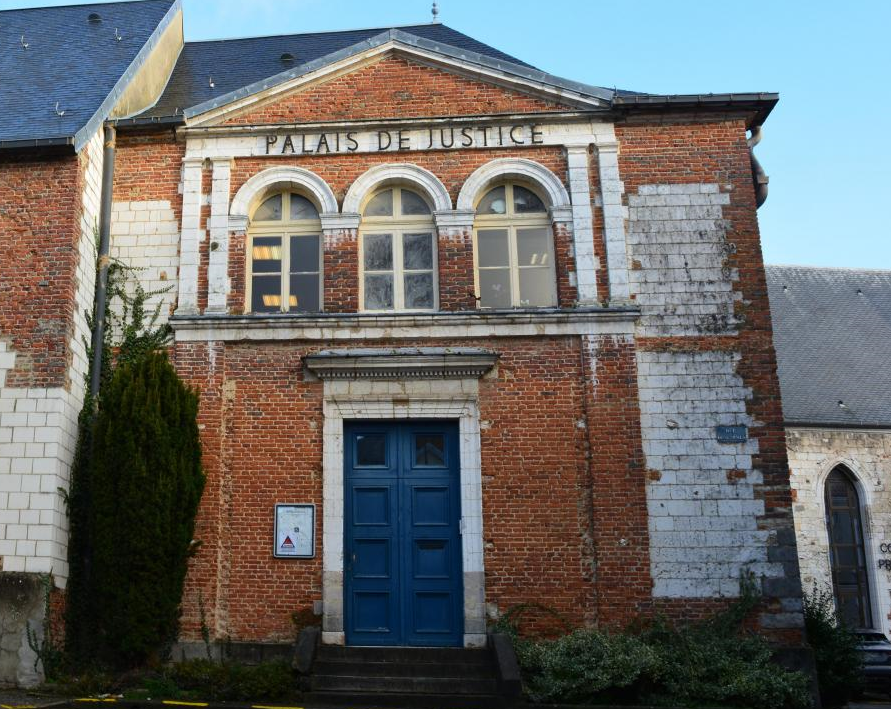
<box><xmin>305</xmin><ymin>645</ymin><xmax>509</xmax><ymax>708</ymax></box>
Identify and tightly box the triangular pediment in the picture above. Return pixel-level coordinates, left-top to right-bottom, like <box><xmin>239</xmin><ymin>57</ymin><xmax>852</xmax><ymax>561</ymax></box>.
<box><xmin>184</xmin><ymin>32</ymin><xmax>612</xmax><ymax>127</ymax></box>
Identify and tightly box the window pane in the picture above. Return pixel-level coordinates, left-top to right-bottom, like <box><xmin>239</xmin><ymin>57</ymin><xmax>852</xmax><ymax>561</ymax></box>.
<box><xmin>518</xmin><ymin>267</ymin><xmax>554</xmax><ymax>307</ymax></box>
<box><xmin>252</xmin><ymin>274</ymin><xmax>281</xmax><ymax>312</ymax></box>
<box><xmin>479</xmin><ymin>268</ymin><xmax>511</xmax><ymax>308</ymax></box>
<box><xmin>290</xmin><ymin>193</ymin><xmax>319</xmax><ymax>221</ymax></box>
<box><xmin>477</xmin><ymin>229</ymin><xmax>509</xmax><ymax>267</ymax></box>
<box><xmin>514</xmin><ymin>185</ymin><xmax>546</xmax><ymax>213</ymax></box>
<box><xmin>290</xmin><ymin>235</ymin><xmax>319</xmax><ymax>273</ymax></box>
<box><xmin>415</xmin><ymin>434</ymin><xmax>445</xmax><ymax>466</ymax></box>
<box><xmin>364</xmin><ymin>234</ymin><xmax>393</xmax><ymax>271</ymax></box>
<box><xmin>477</xmin><ymin>186</ymin><xmax>506</xmax><ymax>215</ymax></box>
<box><xmin>403</xmin><ymin>233</ymin><xmax>433</xmax><ymax>270</ymax></box>
<box><xmin>252</xmin><ymin>236</ymin><xmax>282</xmax><ymax>273</ymax></box>
<box><xmin>356</xmin><ymin>434</ymin><xmax>386</xmax><ymax>466</ymax></box>
<box><xmin>365</xmin><ymin>274</ymin><xmax>394</xmax><ymax>309</ymax></box>
<box><xmin>364</xmin><ymin>190</ymin><xmax>394</xmax><ymax>217</ymax></box>
<box><xmin>254</xmin><ymin>194</ymin><xmax>282</xmax><ymax>221</ymax></box>
<box><xmin>517</xmin><ymin>227</ymin><xmax>551</xmax><ymax>266</ymax></box>
<box><xmin>401</xmin><ymin>189</ymin><xmax>432</xmax><ymax>216</ymax></box>
<box><xmin>404</xmin><ymin>272</ymin><xmax>434</xmax><ymax>309</ymax></box>
<box><xmin>289</xmin><ymin>273</ymin><xmax>320</xmax><ymax>312</ymax></box>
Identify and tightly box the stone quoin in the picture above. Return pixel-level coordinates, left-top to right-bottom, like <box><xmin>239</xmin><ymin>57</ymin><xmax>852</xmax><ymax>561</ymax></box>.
<box><xmin>0</xmin><ymin>0</ymin><xmax>820</xmax><ymax>685</ymax></box>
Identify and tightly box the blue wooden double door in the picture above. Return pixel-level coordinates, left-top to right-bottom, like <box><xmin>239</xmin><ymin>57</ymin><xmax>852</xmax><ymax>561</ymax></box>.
<box><xmin>344</xmin><ymin>421</ymin><xmax>463</xmax><ymax>647</ymax></box>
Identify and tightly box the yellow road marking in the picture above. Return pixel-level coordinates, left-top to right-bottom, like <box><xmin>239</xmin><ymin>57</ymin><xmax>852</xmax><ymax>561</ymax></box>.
<box><xmin>161</xmin><ymin>703</ymin><xmax>208</xmax><ymax>707</ymax></box>
<box><xmin>250</xmin><ymin>705</ymin><xmax>305</xmax><ymax>709</ymax></box>
<box><xmin>74</xmin><ymin>700</ymin><xmax>117</xmax><ymax>704</ymax></box>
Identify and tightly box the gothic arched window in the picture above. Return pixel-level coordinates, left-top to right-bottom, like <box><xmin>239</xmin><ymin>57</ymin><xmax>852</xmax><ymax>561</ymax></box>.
<box><xmin>825</xmin><ymin>466</ymin><xmax>873</xmax><ymax>628</ymax></box>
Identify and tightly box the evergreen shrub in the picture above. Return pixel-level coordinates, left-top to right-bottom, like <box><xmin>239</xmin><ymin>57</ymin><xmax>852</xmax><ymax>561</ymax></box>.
<box><xmin>803</xmin><ymin>586</ymin><xmax>862</xmax><ymax>707</ymax></box>
<box><xmin>503</xmin><ymin>580</ymin><xmax>811</xmax><ymax>708</ymax></box>
<box><xmin>86</xmin><ymin>351</ymin><xmax>204</xmax><ymax>667</ymax></box>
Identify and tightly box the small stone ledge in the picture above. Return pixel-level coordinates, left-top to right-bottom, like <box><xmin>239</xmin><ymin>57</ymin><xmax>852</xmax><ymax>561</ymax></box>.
<box><xmin>305</xmin><ymin>348</ymin><xmax>498</xmax><ymax>380</ymax></box>
<box><xmin>170</xmin><ymin>307</ymin><xmax>640</xmax><ymax>342</ymax></box>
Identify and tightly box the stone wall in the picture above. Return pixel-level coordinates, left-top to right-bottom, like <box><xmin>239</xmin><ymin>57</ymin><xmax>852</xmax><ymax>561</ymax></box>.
<box><xmin>0</xmin><ymin>573</ymin><xmax>46</xmax><ymax>688</ymax></box>
<box><xmin>787</xmin><ymin>426</ymin><xmax>891</xmax><ymax>638</ymax></box>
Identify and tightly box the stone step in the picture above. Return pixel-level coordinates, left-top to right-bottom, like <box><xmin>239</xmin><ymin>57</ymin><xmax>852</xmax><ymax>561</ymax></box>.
<box><xmin>313</xmin><ymin>658</ymin><xmax>494</xmax><ymax>678</ymax></box>
<box><xmin>304</xmin><ymin>690</ymin><xmax>508</xmax><ymax>709</ymax></box>
<box><xmin>315</xmin><ymin>645</ymin><xmax>491</xmax><ymax>665</ymax></box>
<box><xmin>311</xmin><ymin>673</ymin><xmax>499</xmax><ymax>695</ymax></box>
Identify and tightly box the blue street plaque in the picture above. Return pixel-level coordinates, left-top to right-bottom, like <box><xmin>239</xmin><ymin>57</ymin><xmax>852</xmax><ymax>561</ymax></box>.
<box><xmin>715</xmin><ymin>425</ymin><xmax>748</xmax><ymax>443</ymax></box>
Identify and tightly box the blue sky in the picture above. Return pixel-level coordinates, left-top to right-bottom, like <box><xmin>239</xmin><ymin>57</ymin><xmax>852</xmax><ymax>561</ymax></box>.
<box><xmin>3</xmin><ymin>0</ymin><xmax>890</xmax><ymax>269</ymax></box>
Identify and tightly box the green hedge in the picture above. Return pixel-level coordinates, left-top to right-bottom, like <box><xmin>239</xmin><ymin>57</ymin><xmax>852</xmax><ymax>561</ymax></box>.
<box><xmin>499</xmin><ymin>585</ymin><xmax>811</xmax><ymax>709</ymax></box>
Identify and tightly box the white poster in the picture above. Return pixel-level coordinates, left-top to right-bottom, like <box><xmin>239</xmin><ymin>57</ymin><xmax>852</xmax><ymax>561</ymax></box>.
<box><xmin>274</xmin><ymin>504</ymin><xmax>315</xmax><ymax>558</ymax></box>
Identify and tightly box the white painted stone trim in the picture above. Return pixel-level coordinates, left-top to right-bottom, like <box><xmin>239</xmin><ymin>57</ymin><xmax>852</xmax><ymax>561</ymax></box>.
<box><xmin>565</xmin><ymin>145</ymin><xmax>599</xmax><ymax>304</ymax></box>
<box><xmin>342</xmin><ymin>163</ymin><xmax>452</xmax><ymax>214</ymax></box>
<box><xmin>176</xmin><ymin>158</ymin><xmax>204</xmax><ymax>316</ymax></box>
<box><xmin>320</xmin><ymin>213</ymin><xmax>361</xmax><ymax>231</ymax></box>
<box><xmin>320</xmin><ymin>385</ymin><xmax>486</xmax><ymax>648</ymax></box>
<box><xmin>456</xmin><ymin>157</ymin><xmax>570</xmax><ymax>213</ymax></box>
<box><xmin>594</xmin><ymin>139</ymin><xmax>631</xmax><ymax>303</ymax></box>
<box><xmin>183</xmin><ymin>119</ymin><xmax>617</xmax><ymax>160</ymax></box>
<box><xmin>171</xmin><ymin>309</ymin><xmax>638</xmax><ymax>342</ymax></box>
<box><xmin>207</xmin><ymin>158</ymin><xmax>233</xmax><ymax>313</ymax></box>
<box><xmin>230</xmin><ymin>166</ymin><xmax>339</xmax><ymax>220</ymax></box>
<box><xmin>434</xmin><ymin>210</ymin><xmax>475</xmax><ymax>230</ymax></box>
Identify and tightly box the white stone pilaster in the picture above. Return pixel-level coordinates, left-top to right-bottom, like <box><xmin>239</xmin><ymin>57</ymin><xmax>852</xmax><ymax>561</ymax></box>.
<box><xmin>206</xmin><ymin>157</ymin><xmax>233</xmax><ymax>314</ymax></box>
<box><xmin>595</xmin><ymin>141</ymin><xmax>631</xmax><ymax>303</ymax></box>
<box><xmin>176</xmin><ymin>158</ymin><xmax>204</xmax><ymax>316</ymax></box>
<box><xmin>565</xmin><ymin>144</ymin><xmax>599</xmax><ymax>304</ymax></box>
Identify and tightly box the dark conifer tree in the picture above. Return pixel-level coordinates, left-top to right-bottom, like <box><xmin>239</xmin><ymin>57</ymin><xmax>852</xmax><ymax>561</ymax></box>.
<box><xmin>88</xmin><ymin>351</ymin><xmax>204</xmax><ymax>667</ymax></box>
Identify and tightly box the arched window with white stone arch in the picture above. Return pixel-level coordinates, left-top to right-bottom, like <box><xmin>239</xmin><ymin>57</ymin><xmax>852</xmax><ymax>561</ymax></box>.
<box><xmin>458</xmin><ymin>159</ymin><xmax>572</xmax><ymax>309</ymax></box>
<box><xmin>344</xmin><ymin>164</ymin><xmax>452</xmax><ymax>313</ymax></box>
<box><xmin>230</xmin><ymin>167</ymin><xmax>339</xmax><ymax>314</ymax></box>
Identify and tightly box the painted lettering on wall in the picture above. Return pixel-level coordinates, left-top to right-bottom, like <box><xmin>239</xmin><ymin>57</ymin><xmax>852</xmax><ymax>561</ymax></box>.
<box><xmin>263</xmin><ymin>124</ymin><xmax>544</xmax><ymax>155</ymax></box>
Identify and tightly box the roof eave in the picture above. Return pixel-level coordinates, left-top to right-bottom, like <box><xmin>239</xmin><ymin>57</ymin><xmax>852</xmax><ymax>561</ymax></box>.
<box><xmin>70</xmin><ymin>0</ymin><xmax>182</xmax><ymax>151</ymax></box>
<box><xmin>613</xmin><ymin>92</ymin><xmax>779</xmax><ymax>127</ymax></box>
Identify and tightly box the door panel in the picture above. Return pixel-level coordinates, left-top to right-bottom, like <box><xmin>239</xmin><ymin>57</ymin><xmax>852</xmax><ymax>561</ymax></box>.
<box><xmin>345</xmin><ymin>421</ymin><xmax>462</xmax><ymax>646</ymax></box>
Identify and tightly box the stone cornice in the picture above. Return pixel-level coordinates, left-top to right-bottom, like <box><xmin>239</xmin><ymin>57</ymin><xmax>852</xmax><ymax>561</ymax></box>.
<box><xmin>304</xmin><ymin>348</ymin><xmax>498</xmax><ymax>380</ymax></box>
<box><xmin>170</xmin><ymin>307</ymin><xmax>639</xmax><ymax>342</ymax></box>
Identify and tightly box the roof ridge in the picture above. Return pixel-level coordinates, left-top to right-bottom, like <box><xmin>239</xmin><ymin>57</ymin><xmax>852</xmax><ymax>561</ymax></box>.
<box><xmin>0</xmin><ymin>0</ymin><xmax>171</xmax><ymax>15</ymax></box>
<box><xmin>766</xmin><ymin>263</ymin><xmax>891</xmax><ymax>274</ymax></box>
<box><xmin>183</xmin><ymin>22</ymin><xmax>448</xmax><ymax>46</ymax></box>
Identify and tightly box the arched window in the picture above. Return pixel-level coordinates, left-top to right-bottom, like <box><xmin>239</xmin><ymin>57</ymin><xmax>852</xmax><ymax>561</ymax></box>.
<box><xmin>360</xmin><ymin>186</ymin><xmax>437</xmax><ymax>311</ymax></box>
<box><xmin>825</xmin><ymin>466</ymin><xmax>873</xmax><ymax>628</ymax></box>
<box><xmin>248</xmin><ymin>191</ymin><xmax>322</xmax><ymax>313</ymax></box>
<box><xmin>473</xmin><ymin>182</ymin><xmax>556</xmax><ymax>309</ymax></box>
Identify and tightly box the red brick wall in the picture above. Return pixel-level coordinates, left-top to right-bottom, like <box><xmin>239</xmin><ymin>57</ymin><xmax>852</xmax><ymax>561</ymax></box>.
<box><xmin>0</xmin><ymin>151</ymin><xmax>82</xmax><ymax>388</ymax></box>
<box><xmin>172</xmin><ymin>335</ymin><xmax>646</xmax><ymax>641</ymax></box>
<box><xmin>112</xmin><ymin>133</ymin><xmax>185</xmax><ymax>208</ymax></box>
<box><xmin>224</xmin><ymin>54</ymin><xmax>569</xmax><ymax>126</ymax></box>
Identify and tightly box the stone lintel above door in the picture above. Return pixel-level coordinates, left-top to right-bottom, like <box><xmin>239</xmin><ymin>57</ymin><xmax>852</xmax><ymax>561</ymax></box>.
<box><xmin>304</xmin><ymin>348</ymin><xmax>498</xmax><ymax>380</ymax></box>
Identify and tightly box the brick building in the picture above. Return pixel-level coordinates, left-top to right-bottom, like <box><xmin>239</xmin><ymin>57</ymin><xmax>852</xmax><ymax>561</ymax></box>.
<box><xmin>1</xmin><ymin>0</ymin><xmax>806</xmax><ymax>684</ymax></box>
<box><xmin>767</xmin><ymin>266</ymin><xmax>891</xmax><ymax>639</ymax></box>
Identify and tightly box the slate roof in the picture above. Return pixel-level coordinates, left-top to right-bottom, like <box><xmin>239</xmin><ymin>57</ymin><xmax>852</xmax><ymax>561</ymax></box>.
<box><xmin>766</xmin><ymin>265</ymin><xmax>891</xmax><ymax>428</ymax></box>
<box><xmin>0</xmin><ymin>0</ymin><xmax>177</xmax><ymax>149</ymax></box>
<box><xmin>140</xmin><ymin>23</ymin><xmax>547</xmax><ymax>119</ymax></box>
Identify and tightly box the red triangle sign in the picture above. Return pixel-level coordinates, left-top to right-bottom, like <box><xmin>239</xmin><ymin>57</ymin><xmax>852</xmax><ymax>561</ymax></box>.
<box><xmin>281</xmin><ymin>535</ymin><xmax>295</xmax><ymax>549</ymax></box>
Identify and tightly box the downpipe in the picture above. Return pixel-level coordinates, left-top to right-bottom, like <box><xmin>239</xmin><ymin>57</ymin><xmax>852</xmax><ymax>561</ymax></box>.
<box><xmin>88</xmin><ymin>124</ymin><xmax>117</xmax><ymax>406</ymax></box>
<box><xmin>748</xmin><ymin>125</ymin><xmax>769</xmax><ymax>208</ymax></box>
